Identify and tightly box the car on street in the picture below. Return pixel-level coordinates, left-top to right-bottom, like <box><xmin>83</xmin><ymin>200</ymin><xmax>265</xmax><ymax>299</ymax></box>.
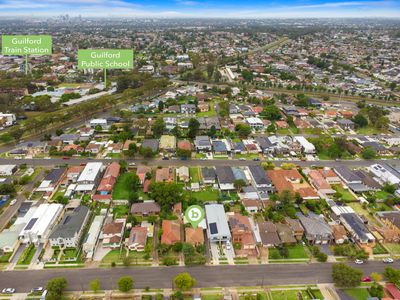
<box><xmin>31</xmin><ymin>287</ymin><xmax>44</xmax><ymax>293</ymax></box>
<box><xmin>9</xmin><ymin>199</ymin><xmax>17</xmax><ymax>206</ymax></box>
<box><xmin>354</xmin><ymin>259</ymin><xmax>364</xmax><ymax>264</ymax></box>
<box><xmin>383</xmin><ymin>258</ymin><xmax>394</xmax><ymax>263</ymax></box>
<box><xmin>361</xmin><ymin>276</ymin><xmax>372</xmax><ymax>282</ymax></box>
<box><xmin>2</xmin><ymin>288</ymin><xmax>15</xmax><ymax>294</ymax></box>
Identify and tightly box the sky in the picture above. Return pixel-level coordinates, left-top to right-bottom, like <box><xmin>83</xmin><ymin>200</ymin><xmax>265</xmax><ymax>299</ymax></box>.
<box><xmin>0</xmin><ymin>0</ymin><xmax>399</xmax><ymax>18</ymax></box>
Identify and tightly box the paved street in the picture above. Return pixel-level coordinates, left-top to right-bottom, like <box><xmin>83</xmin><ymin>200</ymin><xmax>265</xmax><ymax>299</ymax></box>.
<box><xmin>0</xmin><ymin>157</ymin><xmax>399</xmax><ymax>168</ymax></box>
<box><xmin>0</xmin><ymin>262</ymin><xmax>398</xmax><ymax>292</ymax></box>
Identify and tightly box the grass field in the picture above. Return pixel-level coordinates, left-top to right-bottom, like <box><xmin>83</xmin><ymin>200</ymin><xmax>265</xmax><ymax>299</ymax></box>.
<box><xmin>343</xmin><ymin>288</ymin><xmax>370</xmax><ymax>300</ymax></box>
<box><xmin>269</xmin><ymin>245</ymin><xmax>309</xmax><ymax>260</ymax></box>
<box><xmin>270</xmin><ymin>290</ymin><xmax>309</xmax><ymax>300</ymax></box>
<box><xmin>385</xmin><ymin>243</ymin><xmax>400</xmax><ymax>255</ymax></box>
<box><xmin>201</xmin><ymin>294</ymin><xmax>223</xmax><ymax>300</ymax></box>
<box><xmin>17</xmin><ymin>245</ymin><xmax>36</xmax><ymax>265</ymax></box>
<box><xmin>191</xmin><ymin>188</ymin><xmax>220</xmax><ymax>202</ymax></box>
<box><xmin>112</xmin><ymin>173</ymin><xmax>134</xmax><ymax>200</ymax></box>
<box><xmin>347</xmin><ymin>202</ymin><xmax>379</xmax><ymax>226</ymax></box>
<box><xmin>332</xmin><ymin>185</ymin><xmax>356</xmax><ymax>202</ymax></box>
<box><xmin>190</xmin><ymin>167</ymin><xmax>200</xmax><ymax>182</ymax></box>
<box><xmin>112</xmin><ymin>205</ymin><xmax>130</xmax><ymax>218</ymax></box>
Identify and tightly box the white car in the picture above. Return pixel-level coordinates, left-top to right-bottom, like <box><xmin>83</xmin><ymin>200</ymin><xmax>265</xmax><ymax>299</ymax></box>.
<box><xmin>2</xmin><ymin>288</ymin><xmax>15</xmax><ymax>294</ymax></box>
<box><xmin>226</xmin><ymin>241</ymin><xmax>232</xmax><ymax>250</ymax></box>
<box><xmin>31</xmin><ymin>287</ymin><xmax>44</xmax><ymax>293</ymax></box>
<box><xmin>354</xmin><ymin>259</ymin><xmax>364</xmax><ymax>264</ymax></box>
<box><xmin>383</xmin><ymin>258</ymin><xmax>394</xmax><ymax>263</ymax></box>
<box><xmin>9</xmin><ymin>199</ymin><xmax>17</xmax><ymax>206</ymax></box>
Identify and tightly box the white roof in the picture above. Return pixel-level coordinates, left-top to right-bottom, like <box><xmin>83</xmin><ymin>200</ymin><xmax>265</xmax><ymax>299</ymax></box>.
<box><xmin>75</xmin><ymin>184</ymin><xmax>95</xmax><ymax>191</ymax></box>
<box><xmin>0</xmin><ymin>164</ymin><xmax>16</xmax><ymax>174</ymax></box>
<box><xmin>294</xmin><ymin>136</ymin><xmax>315</xmax><ymax>151</ymax></box>
<box><xmin>77</xmin><ymin>162</ymin><xmax>103</xmax><ymax>183</ymax></box>
<box><xmin>20</xmin><ymin>204</ymin><xmax>63</xmax><ymax>239</ymax></box>
<box><xmin>205</xmin><ymin>204</ymin><xmax>231</xmax><ymax>238</ymax></box>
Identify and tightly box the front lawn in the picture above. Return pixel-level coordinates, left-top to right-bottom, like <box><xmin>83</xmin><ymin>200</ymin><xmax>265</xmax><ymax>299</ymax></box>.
<box><xmin>190</xmin><ymin>167</ymin><xmax>200</xmax><ymax>182</ymax></box>
<box><xmin>385</xmin><ymin>243</ymin><xmax>400</xmax><ymax>255</ymax></box>
<box><xmin>269</xmin><ymin>244</ymin><xmax>309</xmax><ymax>260</ymax></box>
<box><xmin>270</xmin><ymin>290</ymin><xmax>309</xmax><ymax>300</ymax></box>
<box><xmin>343</xmin><ymin>288</ymin><xmax>370</xmax><ymax>300</ymax></box>
<box><xmin>17</xmin><ymin>245</ymin><xmax>36</xmax><ymax>265</ymax></box>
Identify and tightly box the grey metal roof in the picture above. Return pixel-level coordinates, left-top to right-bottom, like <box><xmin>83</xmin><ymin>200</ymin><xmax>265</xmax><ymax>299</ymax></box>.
<box><xmin>215</xmin><ymin>166</ymin><xmax>235</xmax><ymax>184</ymax></box>
<box><xmin>212</xmin><ymin>140</ymin><xmax>227</xmax><ymax>152</ymax></box>
<box><xmin>248</xmin><ymin>165</ymin><xmax>271</xmax><ymax>185</ymax></box>
<box><xmin>341</xmin><ymin>213</ymin><xmax>371</xmax><ymax>241</ymax></box>
<box><xmin>49</xmin><ymin>206</ymin><xmax>90</xmax><ymax>239</ymax></box>
<box><xmin>142</xmin><ymin>139</ymin><xmax>159</xmax><ymax>152</ymax></box>
<box><xmin>201</xmin><ymin>167</ymin><xmax>216</xmax><ymax>181</ymax></box>
<box><xmin>44</xmin><ymin>168</ymin><xmax>66</xmax><ymax>184</ymax></box>
<box><xmin>334</xmin><ymin>166</ymin><xmax>361</xmax><ymax>183</ymax></box>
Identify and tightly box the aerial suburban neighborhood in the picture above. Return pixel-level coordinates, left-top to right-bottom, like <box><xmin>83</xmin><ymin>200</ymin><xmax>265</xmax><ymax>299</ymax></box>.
<box><xmin>0</xmin><ymin>5</ymin><xmax>399</xmax><ymax>300</ymax></box>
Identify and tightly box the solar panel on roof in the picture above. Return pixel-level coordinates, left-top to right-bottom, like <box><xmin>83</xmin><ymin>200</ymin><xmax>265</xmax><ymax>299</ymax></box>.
<box><xmin>25</xmin><ymin>218</ymin><xmax>38</xmax><ymax>230</ymax></box>
<box><xmin>209</xmin><ymin>222</ymin><xmax>218</xmax><ymax>234</ymax></box>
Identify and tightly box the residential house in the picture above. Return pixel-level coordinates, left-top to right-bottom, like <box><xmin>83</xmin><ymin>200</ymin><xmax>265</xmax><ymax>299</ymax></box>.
<box><xmin>285</xmin><ymin>217</ymin><xmax>304</xmax><ymax>241</ymax></box>
<box><xmin>155</xmin><ymin>167</ymin><xmax>174</xmax><ymax>183</ymax></box>
<box><xmin>76</xmin><ymin>162</ymin><xmax>104</xmax><ymax>192</ymax></box>
<box><xmin>102</xmin><ymin>218</ymin><xmax>126</xmax><ymax>248</ymax></box>
<box><xmin>194</xmin><ymin>136</ymin><xmax>212</xmax><ymax>152</ymax></box>
<box><xmin>49</xmin><ymin>206</ymin><xmax>90</xmax><ymax>248</ymax></box>
<box><xmin>258</xmin><ymin>221</ymin><xmax>281</xmax><ymax>247</ymax></box>
<box><xmin>36</xmin><ymin>167</ymin><xmax>66</xmax><ymax>193</ymax></box>
<box><xmin>228</xmin><ymin>213</ymin><xmax>257</xmax><ymax>256</ymax></box>
<box><xmin>337</xmin><ymin>119</ymin><xmax>355</xmax><ymax>130</ymax></box>
<box><xmin>267</xmin><ymin>169</ymin><xmax>319</xmax><ymax>200</ymax></box>
<box><xmin>161</xmin><ymin>220</ymin><xmax>181</xmax><ymax>245</ymax></box>
<box><xmin>242</xmin><ymin>199</ymin><xmax>263</xmax><ymax>214</ymax></box>
<box><xmin>97</xmin><ymin>162</ymin><xmax>120</xmax><ymax>195</ymax></box>
<box><xmin>131</xmin><ymin>202</ymin><xmax>160</xmax><ymax>217</ymax></box>
<box><xmin>127</xmin><ymin>227</ymin><xmax>147</xmax><ymax>251</ymax></box>
<box><xmin>177</xmin><ymin>166</ymin><xmax>190</xmax><ymax>182</ymax></box>
<box><xmin>159</xmin><ymin>135</ymin><xmax>176</xmax><ymax>153</ymax></box>
<box><xmin>205</xmin><ymin>204</ymin><xmax>231</xmax><ymax>242</ymax></box>
<box><xmin>215</xmin><ymin>166</ymin><xmax>235</xmax><ymax>190</ymax></box>
<box><xmin>297</xmin><ymin>213</ymin><xmax>333</xmax><ymax>244</ymax></box>
<box><xmin>307</xmin><ymin>169</ymin><xmax>336</xmax><ymax>194</ymax></box>
<box><xmin>82</xmin><ymin>215</ymin><xmax>104</xmax><ymax>259</ymax></box>
<box><xmin>340</xmin><ymin>213</ymin><xmax>375</xmax><ymax>244</ymax></box>
<box><xmin>185</xmin><ymin>227</ymin><xmax>204</xmax><ymax>246</ymax></box>
<box><xmin>331</xmin><ymin>224</ymin><xmax>348</xmax><ymax>244</ymax></box>
<box><xmin>136</xmin><ymin>166</ymin><xmax>151</xmax><ymax>185</ymax></box>
<box><xmin>181</xmin><ymin>104</ymin><xmax>196</xmax><ymax>114</ymax></box>
<box><xmin>201</xmin><ymin>167</ymin><xmax>216</xmax><ymax>184</ymax></box>
<box><xmin>275</xmin><ymin>223</ymin><xmax>297</xmax><ymax>245</ymax></box>
<box><xmin>141</xmin><ymin>139</ymin><xmax>159</xmax><ymax>153</ymax></box>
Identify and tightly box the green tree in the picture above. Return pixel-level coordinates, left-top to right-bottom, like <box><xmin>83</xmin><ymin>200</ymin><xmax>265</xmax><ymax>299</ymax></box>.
<box><xmin>384</xmin><ymin>267</ymin><xmax>400</xmax><ymax>285</ymax></box>
<box><xmin>149</xmin><ymin>182</ymin><xmax>183</xmax><ymax>210</ymax></box>
<box><xmin>235</xmin><ymin>124</ymin><xmax>252</xmax><ymax>138</ymax></box>
<box><xmin>352</xmin><ymin>114</ymin><xmax>368</xmax><ymax>128</ymax></box>
<box><xmin>188</xmin><ymin>118</ymin><xmax>200</xmax><ymax>138</ymax></box>
<box><xmin>332</xmin><ymin>263</ymin><xmax>362</xmax><ymax>287</ymax></box>
<box><xmin>233</xmin><ymin>179</ymin><xmax>246</xmax><ymax>192</ymax></box>
<box><xmin>174</xmin><ymin>272</ymin><xmax>196</xmax><ymax>291</ymax></box>
<box><xmin>361</xmin><ymin>147</ymin><xmax>376</xmax><ymax>159</ymax></box>
<box><xmin>261</xmin><ymin>105</ymin><xmax>281</xmax><ymax>121</ymax></box>
<box><xmin>152</xmin><ymin>118</ymin><xmax>166</xmax><ymax>138</ymax></box>
<box><xmin>117</xmin><ymin>276</ymin><xmax>134</xmax><ymax>292</ymax></box>
<box><xmin>89</xmin><ymin>279</ymin><xmax>100</xmax><ymax>293</ymax></box>
<box><xmin>46</xmin><ymin>277</ymin><xmax>68</xmax><ymax>300</ymax></box>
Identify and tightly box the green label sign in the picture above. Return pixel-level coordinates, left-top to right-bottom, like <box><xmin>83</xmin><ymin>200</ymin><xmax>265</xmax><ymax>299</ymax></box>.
<box><xmin>77</xmin><ymin>49</ymin><xmax>133</xmax><ymax>69</ymax></box>
<box><xmin>2</xmin><ymin>35</ymin><xmax>52</xmax><ymax>55</ymax></box>
<box><xmin>185</xmin><ymin>205</ymin><xmax>205</xmax><ymax>228</ymax></box>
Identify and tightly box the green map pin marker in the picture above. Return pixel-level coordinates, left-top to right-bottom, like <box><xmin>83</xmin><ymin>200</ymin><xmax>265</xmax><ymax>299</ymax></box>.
<box><xmin>185</xmin><ymin>205</ymin><xmax>205</xmax><ymax>228</ymax></box>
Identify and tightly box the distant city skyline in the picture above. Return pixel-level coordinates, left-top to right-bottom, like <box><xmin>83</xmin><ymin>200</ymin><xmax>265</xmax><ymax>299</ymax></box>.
<box><xmin>0</xmin><ymin>0</ymin><xmax>399</xmax><ymax>18</ymax></box>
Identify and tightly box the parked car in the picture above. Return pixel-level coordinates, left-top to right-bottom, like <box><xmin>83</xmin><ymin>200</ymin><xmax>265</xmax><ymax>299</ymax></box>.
<box><xmin>253</xmin><ymin>157</ymin><xmax>260</xmax><ymax>161</ymax></box>
<box><xmin>383</xmin><ymin>258</ymin><xmax>394</xmax><ymax>263</ymax></box>
<box><xmin>226</xmin><ymin>241</ymin><xmax>232</xmax><ymax>250</ymax></box>
<box><xmin>31</xmin><ymin>287</ymin><xmax>44</xmax><ymax>293</ymax></box>
<box><xmin>9</xmin><ymin>199</ymin><xmax>17</xmax><ymax>206</ymax></box>
<box><xmin>2</xmin><ymin>288</ymin><xmax>15</xmax><ymax>294</ymax></box>
<box><xmin>361</xmin><ymin>276</ymin><xmax>372</xmax><ymax>282</ymax></box>
<box><xmin>354</xmin><ymin>259</ymin><xmax>364</xmax><ymax>264</ymax></box>
<box><xmin>239</xmin><ymin>158</ymin><xmax>246</xmax><ymax>161</ymax></box>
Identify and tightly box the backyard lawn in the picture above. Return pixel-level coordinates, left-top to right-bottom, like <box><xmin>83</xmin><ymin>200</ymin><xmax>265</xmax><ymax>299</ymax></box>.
<box><xmin>343</xmin><ymin>288</ymin><xmax>370</xmax><ymax>300</ymax></box>
<box><xmin>332</xmin><ymin>185</ymin><xmax>356</xmax><ymax>202</ymax></box>
<box><xmin>112</xmin><ymin>205</ymin><xmax>130</xmax><ymax>218</ymax></box>
<box><xmin>191</xmin><ymin>188</ymin><xmax>220</xmax><ymax>202</ymax></box>
<box><xmin>347</xmin><ymin>202</ymin><xmax>379</xmax><ymax>226</ymax></box>
<box><xmin>112</xmin><ymin>173</ymin><xmax>134</xmax><ymax>200</ymax></box>
<box><xmin>375</xmin><ymin>190</ymin><xmax>391</xmax><ymax>200</ymax></box>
